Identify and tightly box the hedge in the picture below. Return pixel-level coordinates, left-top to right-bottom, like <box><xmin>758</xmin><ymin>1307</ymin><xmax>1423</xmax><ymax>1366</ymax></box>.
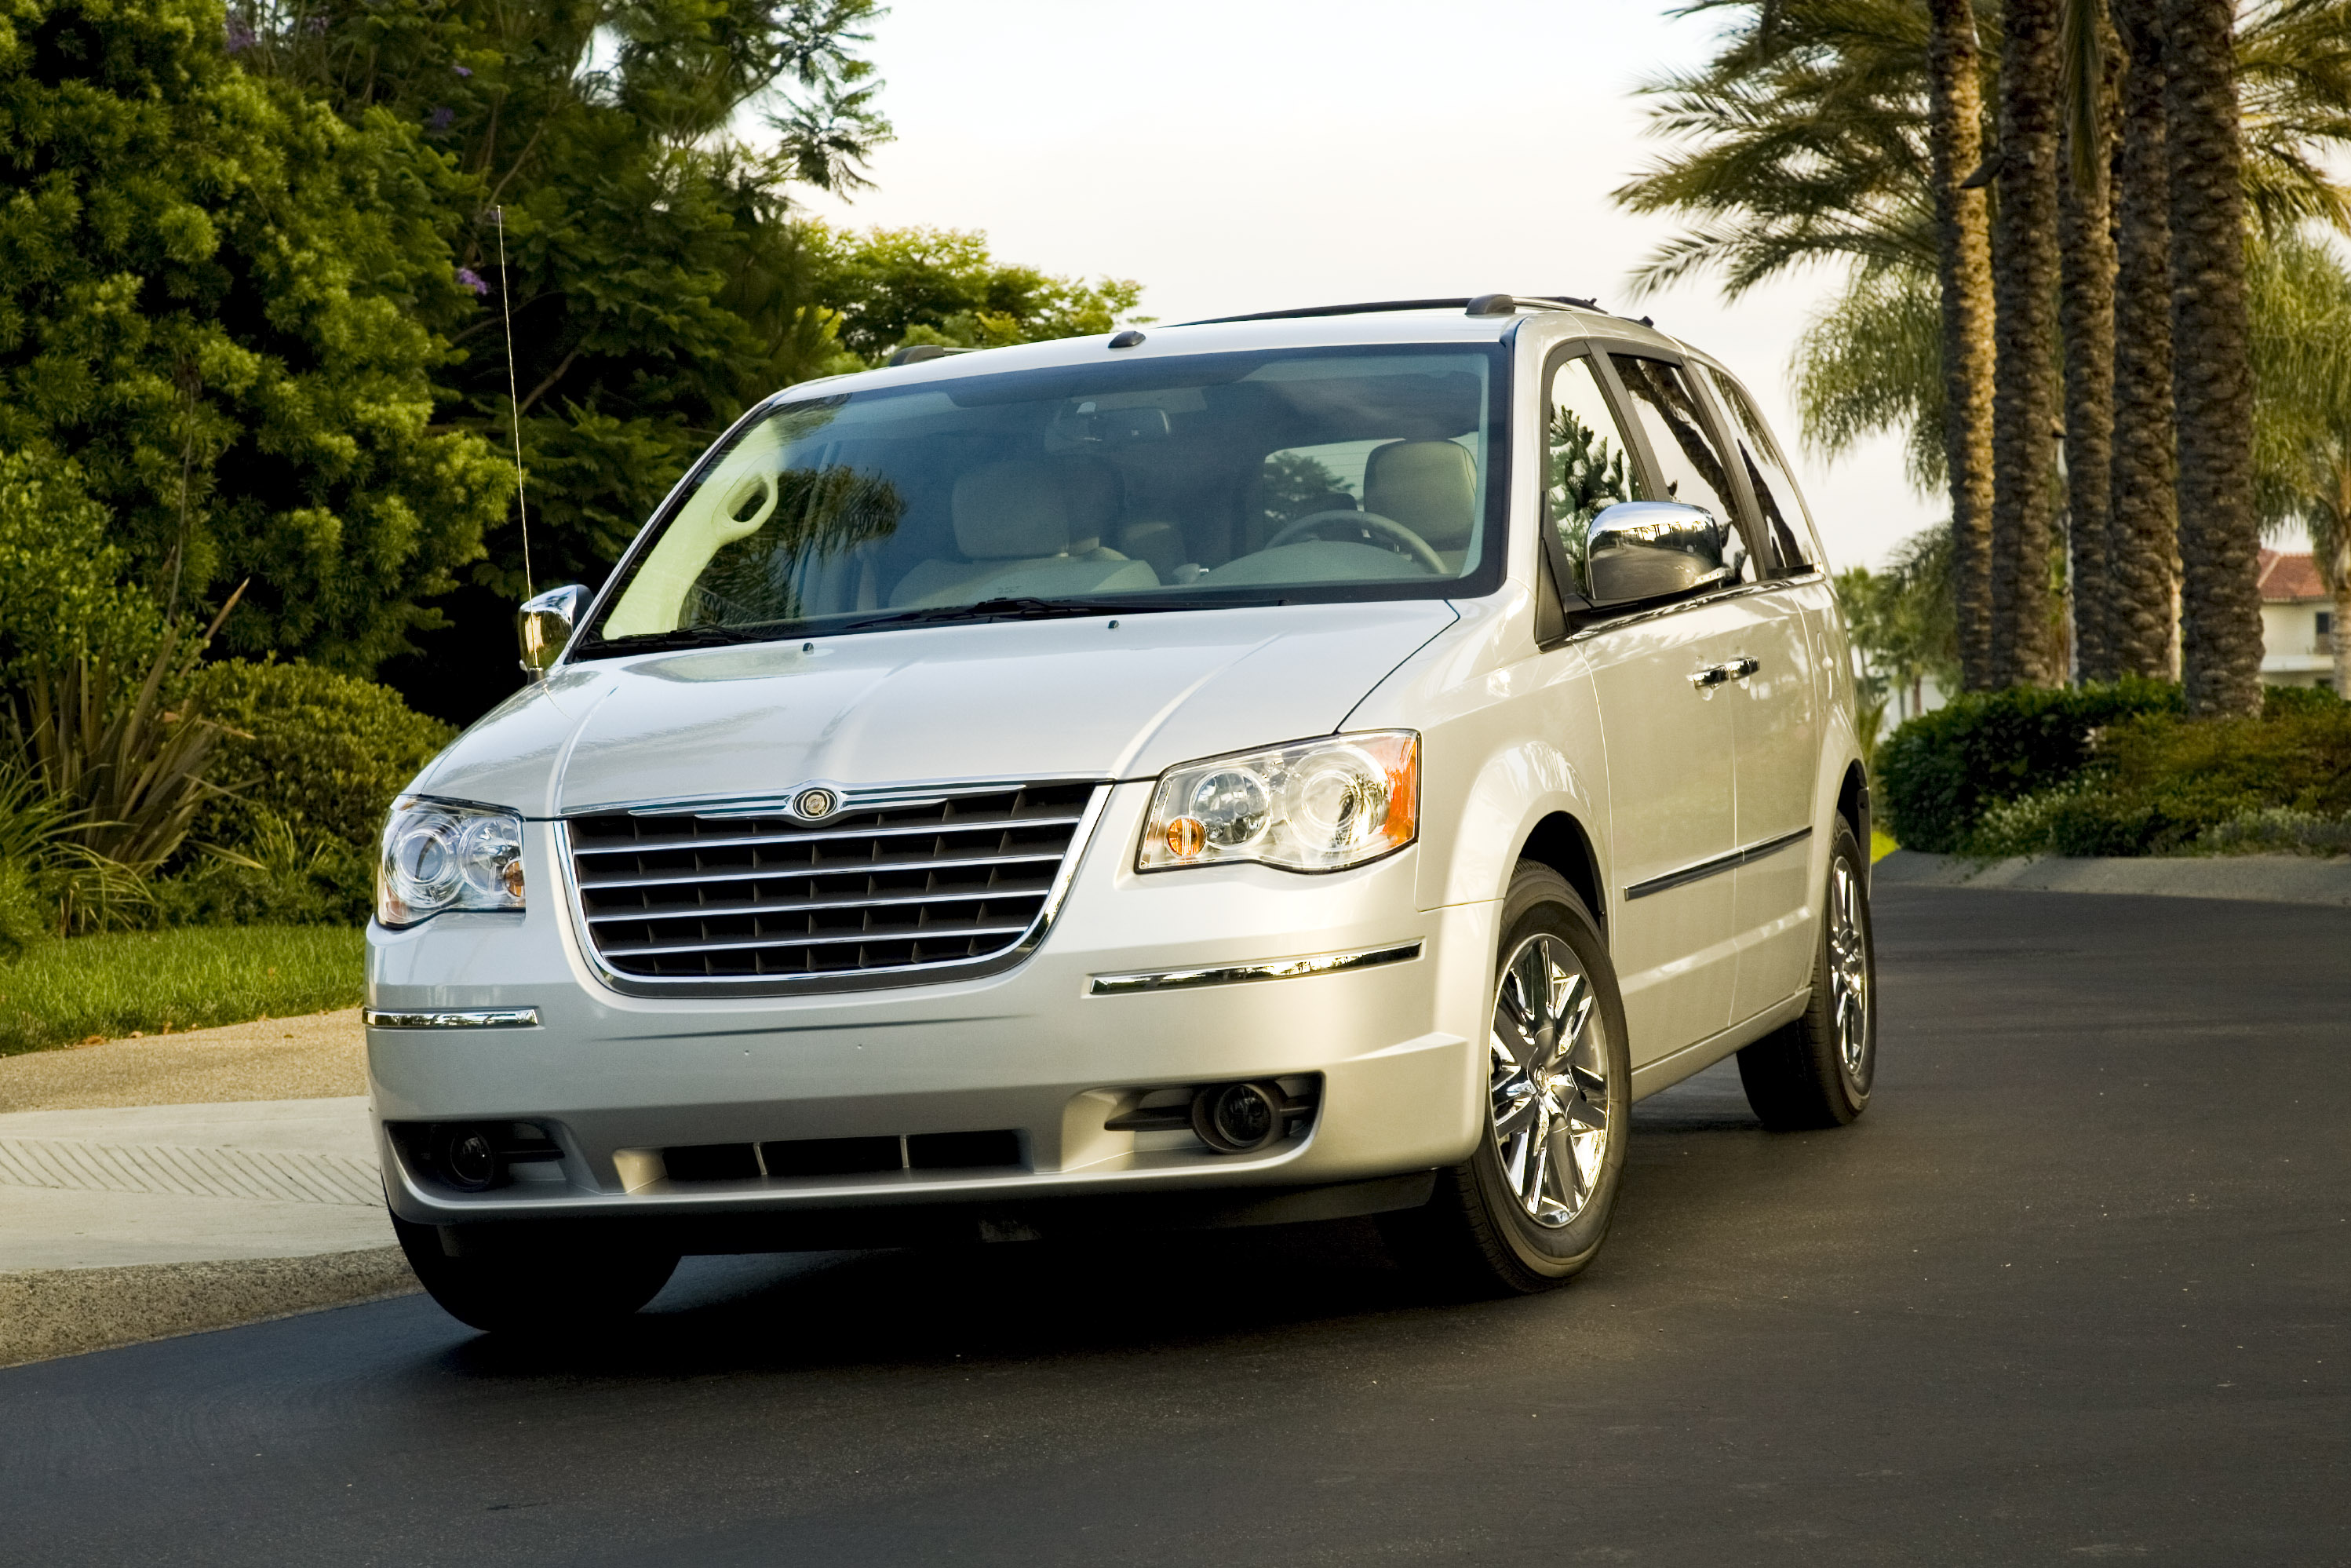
<box><xmin>1877</xmin><ymin>677</ymin><xmax>2185</xmax><ymax>853</ymax></box>
<box><xmin>164</xmin><ymin>661</ymin><xmax>456</xmax><ymax>924</ymax></box>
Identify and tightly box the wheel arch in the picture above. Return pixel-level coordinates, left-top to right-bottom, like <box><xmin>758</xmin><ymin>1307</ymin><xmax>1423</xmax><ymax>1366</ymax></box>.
<box><xmin>1517</xmin><ymin>811</ymin><xmax>1607</xmax><ymax>943</ymax></box>
<box><xmin>1835</xmin><ymin>760</ymin><xmax>1870</xmax><ymax>849</ymax></box>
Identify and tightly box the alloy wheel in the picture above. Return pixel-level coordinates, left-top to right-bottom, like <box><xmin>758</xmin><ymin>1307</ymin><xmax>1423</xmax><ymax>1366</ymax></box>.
<box><xmin>1828</xmin><ymin>859</ymin><xmax>1873</xmax><ymax>1092</ymax></box>
<box><xmin>1487</xmin><ymin>933</ymin><xmax>1611</xmax><ymax>1228</ymax></box>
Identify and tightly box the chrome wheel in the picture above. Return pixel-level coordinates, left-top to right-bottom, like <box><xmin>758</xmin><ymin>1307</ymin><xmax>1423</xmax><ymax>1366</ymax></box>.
<box><xmin>1827</xmin><ymin>858</ymin><xmax>1872</xmax><ymax>1092</ymax></box>
<box><xmin>1488</xmin><ymin>933</ymin><xmax>1611</xmax><ymax>1229</ymax></box>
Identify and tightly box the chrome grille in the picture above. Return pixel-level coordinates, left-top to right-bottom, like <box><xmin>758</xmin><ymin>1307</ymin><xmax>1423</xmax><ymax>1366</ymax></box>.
<box><xmin>568</xmin><ymin>781</ymin><xmax>1099</xmax><ymax>984</ymax></box>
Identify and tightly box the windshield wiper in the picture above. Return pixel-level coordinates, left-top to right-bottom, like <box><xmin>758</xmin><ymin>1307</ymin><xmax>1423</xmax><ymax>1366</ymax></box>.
<box><xmin>575</xmin><ymin>625</ymin><xmax>773</xmax><ymax>655</ymax></box>
<box><xmin>833</xmin><ymin>597</ymin><xmax>1165</xmax><ymax>631</ymax></box>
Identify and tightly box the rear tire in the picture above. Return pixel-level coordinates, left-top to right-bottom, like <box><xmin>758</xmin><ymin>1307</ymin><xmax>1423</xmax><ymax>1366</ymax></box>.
<box><xmin>1737</xmin><ymin>817</ymin><xmax>1876</xmax><ymax>1130</ymax></box>
<box><xmin>1380</xmin><ymin>862</ymin><xmax>1631</xmax><ymax>1296</ymax></box>
<box><xmin>391</xmin><ymin>1212</ymin><xmax>679</xmax><ymax>1335</ymax></box>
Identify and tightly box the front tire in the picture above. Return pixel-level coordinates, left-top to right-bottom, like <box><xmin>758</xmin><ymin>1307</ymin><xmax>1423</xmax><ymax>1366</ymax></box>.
<box><xmin>1737</xmin><ymin>817</ymin><xmax>1876</xmax><ymax>1130</ymax></box>
<box><xmin>1381</xmin><ymin>862</ymin><xmax>1631</xmax><ymax>1296</ymax></box>
<box><xmin>392</xmin><ymin>1212</ymin><xmax>680</xmax><ymax>1335</ymax></box>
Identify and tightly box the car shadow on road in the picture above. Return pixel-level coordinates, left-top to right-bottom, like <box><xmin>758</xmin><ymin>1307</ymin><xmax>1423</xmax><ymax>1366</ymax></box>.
<box><xmin>422</xmin><ymin>1060</ymin><xmax>1777</xmax><ymax>1385</ymax></box>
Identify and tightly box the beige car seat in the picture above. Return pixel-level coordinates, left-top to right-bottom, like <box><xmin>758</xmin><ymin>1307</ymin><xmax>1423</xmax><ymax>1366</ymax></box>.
<box><xmin>888</xmin><ymin>459</ymin><xmax>1158</xmax><ymax>607</ymax></box>
<box><xmin>1362</xmin><ymin>440</ymin><xmax>1479</xmax><ymax>571</ymax></box>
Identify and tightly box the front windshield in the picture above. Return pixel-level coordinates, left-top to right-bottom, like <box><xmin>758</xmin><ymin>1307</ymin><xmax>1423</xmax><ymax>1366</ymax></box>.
<box><xmin>581</xmin><ymin>343</ymin><xmax>1506</xmax><ymax>651</ymax></box>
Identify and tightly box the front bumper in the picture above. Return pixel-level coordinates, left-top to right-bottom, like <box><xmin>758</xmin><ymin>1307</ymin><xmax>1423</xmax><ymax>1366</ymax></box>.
<box><xmin>367</xmin><ymin>783</ymin><xmax>1499</xmax><ymax>1238</ymax></box>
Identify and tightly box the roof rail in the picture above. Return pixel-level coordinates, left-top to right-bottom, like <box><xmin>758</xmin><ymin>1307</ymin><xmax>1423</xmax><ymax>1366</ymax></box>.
<box><xmin>1176</xmin><ymin>295</ymin><xmax>1605</xmax><ymax>326</ymax></box>
<box><xmin>884</xmin><ymin>344</ymin><xmax>980</xmax><ymax>367</ymax></box>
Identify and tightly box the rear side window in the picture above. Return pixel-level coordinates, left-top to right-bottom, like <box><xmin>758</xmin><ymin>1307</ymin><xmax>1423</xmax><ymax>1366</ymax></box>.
<box><xmin>1700</xmin><ymin>364</ymin><xmax>1820</xmax><ymax>571</ymax></box>
<box><xmin>1607</xmin><ymin>355</ymin><xmax>1754</xmax><ymax>582</ymax></box>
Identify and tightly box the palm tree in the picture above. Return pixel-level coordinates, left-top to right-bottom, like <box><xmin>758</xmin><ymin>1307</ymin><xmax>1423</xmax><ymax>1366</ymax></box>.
<box><xmin>2250</xmin><ymin>228</ymin><xmax>2351</xmax><ymax>697</ymax></box>
<box><xmin>1989</xmin><ymin>0</ymin><xmax>2064</xmax><ymax>687</ymax></box>
<box><xmin>2059</xmin><ymin>0</ymin><xmax>2120</xmax><ymax>682</ymax></box>
<box><xmin>1930</xmin><ymin>0</ymin><xmax>1999</xmax><ymax>689</ymax></box>
<box><xmin>1620</xmin><ymin>0</ymin><xmax>2351</xmax><ymax>692</ymax></box>
<box><xmin>2107</xmin><ymin>0</ymin><xmax>2180</xmax><ymax>680</ymax></box>
<box><xmin>2164</xmin><ymin>0</ymin><xmax>2263</xmax><ymax>714</ymax></box>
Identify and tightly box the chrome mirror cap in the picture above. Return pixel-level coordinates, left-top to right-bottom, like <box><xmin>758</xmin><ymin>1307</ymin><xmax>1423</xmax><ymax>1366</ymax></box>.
<box><xmin>1584</xmin><ymin>501</ymin><xmax>1733</xmax><ymax>608</ymax></box>
<box><xmin>517</xmin><ymin>584</ymin><xmax>589</xmax><ymax>678</ymax></box>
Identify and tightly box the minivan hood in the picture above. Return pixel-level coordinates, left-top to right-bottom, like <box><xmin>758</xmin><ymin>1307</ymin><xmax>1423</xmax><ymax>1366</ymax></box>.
<box><xmin>417</xmin><ymin>600</ymin><xmax>1459</xmax><ymax>816</ymax></box>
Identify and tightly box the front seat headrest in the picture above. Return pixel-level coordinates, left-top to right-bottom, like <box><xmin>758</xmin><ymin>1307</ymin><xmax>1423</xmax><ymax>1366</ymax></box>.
<box><xmin>953</xmin><ymin>461</ymin><xmax>1070</xmax><ymax>560</ymax></box>
<box><xmin>1056</xmin><ymin>458</ymin><xmax>1122</xmax><ymax>554</ymax></box>
<box><xmin>1363</xmin><ymin>440</ymin><xmax>1478</xmax><ymax>550</ymax></box>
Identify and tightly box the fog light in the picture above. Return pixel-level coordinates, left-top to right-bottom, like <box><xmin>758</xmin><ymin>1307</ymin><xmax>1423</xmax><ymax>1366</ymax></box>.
<box><xmin>1191</xmin><ymin>1082</ymin><xmax>1285</xmax><ymax>1154</ymax></box>
<box><xmin>433</xmin><ymin>1125</ymin><xmax>502</xmax><ymax>1191</ymax></box>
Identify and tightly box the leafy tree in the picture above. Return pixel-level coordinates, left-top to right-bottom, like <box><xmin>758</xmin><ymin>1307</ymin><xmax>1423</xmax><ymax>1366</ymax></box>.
<box><xmin>1834</xmin><ymin>524</ymin><xmax>1962</xmax><ymax>724</ymax></box>
<box><xmin>0</xmin><ymin>0</ymin><xmax>512</xmax><ymax>674</ymax></box>
<box><xmin>2250</xmin><ymin>226</ymin><xmax>2351</xmax><ymax>696</ymax></box>
<box><xmin>805</xmin><ymin>224</ymin><xmax>1145</xmax><ymax>366</ymax></box>
<box><xmin>225</xmin><ymin>0</ymin><xmax>891</xmax><ymax>720</ymax></box>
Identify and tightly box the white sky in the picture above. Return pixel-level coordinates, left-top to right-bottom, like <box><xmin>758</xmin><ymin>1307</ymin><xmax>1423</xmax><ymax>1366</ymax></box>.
<box><xmin>795</xmin><ymin>0</ymin><xmax>1946</xmax><ymax>571</ymax></box>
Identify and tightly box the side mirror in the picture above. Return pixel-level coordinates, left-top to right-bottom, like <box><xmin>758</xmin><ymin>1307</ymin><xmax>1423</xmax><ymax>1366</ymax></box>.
<box><xmin>517</xmin><ymin>584</ymin><xmax>589</xmax><ymax>678</ymax></box>
<box><xmin>1583</xmin><ymin>501</ymin><xmax>1733</xmax><ymax>609</ymax></box>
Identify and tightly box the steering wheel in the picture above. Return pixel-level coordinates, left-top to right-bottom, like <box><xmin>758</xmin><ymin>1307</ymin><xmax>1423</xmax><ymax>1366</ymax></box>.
<box><xmin>1263</xmin><ymin>509</ymin><xmax>1448</xmax><ymax>575</ymax></box>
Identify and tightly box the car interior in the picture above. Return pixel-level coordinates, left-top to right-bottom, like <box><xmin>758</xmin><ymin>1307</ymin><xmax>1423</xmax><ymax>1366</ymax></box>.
<box><xmin>596</xmin><ymin>351</ymin><xmax>1502</xmax><ymax>638</ymax></box>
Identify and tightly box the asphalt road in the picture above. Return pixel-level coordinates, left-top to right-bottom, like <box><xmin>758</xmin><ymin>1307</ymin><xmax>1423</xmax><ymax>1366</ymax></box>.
<box><xmin>5</xmin><ymin>887</ymin><xmax>2346</xmax><ymax>1566</ymax></box>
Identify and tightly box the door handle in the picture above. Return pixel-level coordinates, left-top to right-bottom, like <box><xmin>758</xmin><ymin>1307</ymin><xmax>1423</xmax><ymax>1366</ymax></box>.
<box><xmin>1687</xmin><ymin>656</ymin><xmax>1760</xmax><ymax>691</ymax></box>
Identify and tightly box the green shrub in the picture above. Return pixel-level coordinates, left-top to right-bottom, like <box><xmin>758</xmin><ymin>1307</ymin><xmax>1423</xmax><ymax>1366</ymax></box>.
<box><xmin>167</xmin><ymin>662</ymin><xmax>456</xmax><ymax>924</ymax></box>
<box><xmin>1948</xmin><ymin>696</ymin><xmax>2351</xmax><ymax>859</ymax></box>
<box><xmin>0</xmin><ymin>856</ymin><xmax>50</xmax><ymax>961</ymax></box>
<box><xmin>1876</xmin><ymin>678</ymin><xmax>2185</xmax><ymax>852</ymax></box>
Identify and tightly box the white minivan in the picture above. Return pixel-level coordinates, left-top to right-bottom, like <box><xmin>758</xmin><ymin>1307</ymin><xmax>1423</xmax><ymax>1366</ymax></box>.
<box><xmin>368</xmin><ymin>295</ymin><xmax>1876</xmax><ymax>1332</ymax></box>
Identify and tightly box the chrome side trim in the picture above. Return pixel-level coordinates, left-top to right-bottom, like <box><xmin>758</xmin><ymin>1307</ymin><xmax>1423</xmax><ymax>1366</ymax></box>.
<box><xmin>1088</xmin><ymin>941</ymin><xmax>1424</xmax><ymax>997</ymax></box>
<box><xmin>1624</xmin><ymin>826</ymin><xmax>1813</xmax><ymax>902</ymax></box>
<box><xmin>1561</xmin><ymin>576</ymin><xmax>1789</xmax><ymax>645</ymax></box>
<box><xmin>363</xmin><ymin>1008</ymin><xmax>541</xmax><ymax>1030</ymax></box>
<box><xmin>561</xmin><ymin>782</ymin><xmax>1116</xmax><ymax>998</ymax></box>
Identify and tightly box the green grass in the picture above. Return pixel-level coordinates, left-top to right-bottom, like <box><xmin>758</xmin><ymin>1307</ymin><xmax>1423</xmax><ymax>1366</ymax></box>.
<box><xmin>0</xmin><ymin>925</ymin><xmax>365</xmax><ymax>1056</ymax></box>
<box><xmin>1871</xmin><ymin>829</ymin><xmax>1899</xmax><ymax>863</ymax></box>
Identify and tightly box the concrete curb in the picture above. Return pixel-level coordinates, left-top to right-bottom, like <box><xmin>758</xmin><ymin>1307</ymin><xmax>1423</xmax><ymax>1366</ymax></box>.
<box><xmin>1875</xmin><ymin>850</ymin><xmax>2351</xmax><ymax>906</ymax></box>
<box><xmin>0</xmin><ymin>1246</ymin><xmax>419</xmax><ymax>1369</ymax></box>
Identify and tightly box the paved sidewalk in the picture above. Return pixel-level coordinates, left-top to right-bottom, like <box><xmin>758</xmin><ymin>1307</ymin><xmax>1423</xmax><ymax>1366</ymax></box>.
<box><xmin>0</xmin><ymin>1097</ymin><xmax>392</xmax><ymax>1271</ymax></box>
<box><xmin>1875</xmin><ymin>849</ymin><xmax>2351</xmax><ymax>906</ymax></box>
<box><xmin>0</xmin><ymin>1011</ymin><xmax>414</xmax><ymax>1366</ymax></box>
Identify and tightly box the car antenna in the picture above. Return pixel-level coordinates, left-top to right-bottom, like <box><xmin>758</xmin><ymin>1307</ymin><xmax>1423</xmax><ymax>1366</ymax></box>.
<box><xmin>494</xmin><ymin>206</ymin><xmax>534</xmax><ymax>599</ymax></box>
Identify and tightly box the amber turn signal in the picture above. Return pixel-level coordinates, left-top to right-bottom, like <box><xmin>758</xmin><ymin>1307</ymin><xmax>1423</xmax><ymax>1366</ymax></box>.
<box><xmin>1165</xmin><ymin>815</ymin><xmax>1207</xmax><ymax>859</ymax></box>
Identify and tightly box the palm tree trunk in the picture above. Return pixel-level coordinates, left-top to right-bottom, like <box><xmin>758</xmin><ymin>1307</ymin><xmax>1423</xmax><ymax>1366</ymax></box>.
<box><xmin>1991</xmin><ymin>0</ymin><xmax>2064</xmax><ymax>687</ymax></box>
<box><xmin>2162</xmin><ymin>0</ymin><xmax>2264</xmax><ymax>715</ymax></box>
<box><xmin>2105</xmin><ymin>0</ymin><xmax>2180</xmax><ymax>680</ymax></box>
<box><xmin>1931</xmin><ymin>0</ymin><xmax>1999</xmax><ymax>691</ymax></box>
<box><xmin>2058</xmin><ymin>0</ymin><xmax>2119</xmax><ymax>684</ymax></box>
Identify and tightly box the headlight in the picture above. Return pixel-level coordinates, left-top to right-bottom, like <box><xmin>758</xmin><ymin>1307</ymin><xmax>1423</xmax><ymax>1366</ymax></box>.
<box><xmin>377</xmin><ymin>797</ymin><xmax>526</xmax><ymax>928</ymax></box>
<box><xmin>1139</xmin><ymin>731</ymin><xmax>1419</xmax><ymax>873</ymax></box>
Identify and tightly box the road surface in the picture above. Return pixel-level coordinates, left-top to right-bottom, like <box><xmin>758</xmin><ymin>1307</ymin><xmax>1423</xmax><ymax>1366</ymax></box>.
<box><xmin>5</xmin><ymin>886</ymin><xmax>2346</xmax><ymax>1565</ymax></box>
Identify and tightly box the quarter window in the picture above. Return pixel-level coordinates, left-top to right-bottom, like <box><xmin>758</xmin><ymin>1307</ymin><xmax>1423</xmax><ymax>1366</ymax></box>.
<box><xmin>1700</xmin><ymin>364</ymin><xmax>1820</xmax><ymax>571</ymax></box>
<box><xmin>1608</xmin><ymin>354</ymin><xmax>1753</xmax><ymax>582</ymax></box>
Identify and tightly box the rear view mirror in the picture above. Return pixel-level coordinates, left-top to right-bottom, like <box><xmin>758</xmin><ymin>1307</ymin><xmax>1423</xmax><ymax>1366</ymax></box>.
<box><xmin>1584</xmin><ymin>501</ymin><xmax>1733</xmax><ymax>608</ymax></box>
<box><xmin>517</xmin><ymin>584</ymin><xmax>589</xmax><ymax>678</ymax></box>
<box><xmin>1051</xmin><ymin>403</ymin><xmax>1172</xmax><ymax>449</ymax></box>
